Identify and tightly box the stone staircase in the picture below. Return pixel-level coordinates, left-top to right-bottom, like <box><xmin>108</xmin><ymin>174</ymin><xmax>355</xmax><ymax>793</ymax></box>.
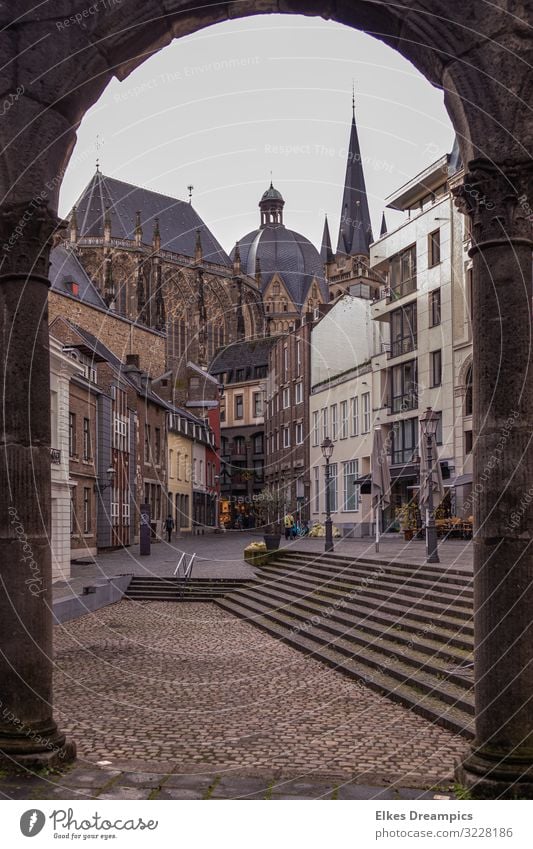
<box><xmin>215</xmin><ymin>549</ymin><xmax>475</xmax><ymax>738</ymax></box>
<box><xmin>125</xmin><ymin>576</ymin><xmax>255</xmax><ymax>602</ymax></box>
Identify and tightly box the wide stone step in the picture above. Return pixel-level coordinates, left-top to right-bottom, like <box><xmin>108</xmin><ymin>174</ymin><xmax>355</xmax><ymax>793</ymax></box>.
<box><xmin>257</xmin><ymin>570</ymin><xmax>473</xmax><ymax>646</ymax></box>
<box><xmin>216</xmin><ymin>596</ymin><xmax>474</xmax><ymax>738</ymax></box>
<box><xmin>226</xmin><ymin>586</ymin><xmax>473</xmax><ymax>693</ymax></box>
<box><xmin>275</xmin><ymin>552</ymin><xmax>473</xmax><ymax>598</ymax></box>
<box><xmin>234</xmin><ymin>581</ymin><xmax>473</xmax><ymax>660</ymax></box>
<box><xmin>266</xmin><ymin>558</ymin><xmax>473</xmax><ymax>609</ymax></box>
<box><xmin>125</xmin><ymin>577</ymin><xmax>255</xmax><ymax>601</ymax></box>
<box><xmin>258</xmin><ymin>566</ymin><xmax>472</xmax><ymax>626</ymax></box>
<box><xmin>278</xmin><ymin>549</ymin><xmax>472</xmax><ymax>586</ymax></box>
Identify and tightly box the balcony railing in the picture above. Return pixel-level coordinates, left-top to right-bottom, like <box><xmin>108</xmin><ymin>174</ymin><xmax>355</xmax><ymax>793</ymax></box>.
<box><xmin>50</xmin><ymin>448</ymin><xmax>61</xmax><ymax>464</ymax></box>
<box><xmin>389</xmin><ymin>392</ymin><xmax>418</xmax><ymax>414</ymax></box>
<box><xmin>388</xmin><ymin>277</ymin><xmax>417</xmax><ymax>302</ymax></box>
<box><xmin>390</xmin><ymin>336</ymin><xmax>417</xmax><ymax>358</ymax></box>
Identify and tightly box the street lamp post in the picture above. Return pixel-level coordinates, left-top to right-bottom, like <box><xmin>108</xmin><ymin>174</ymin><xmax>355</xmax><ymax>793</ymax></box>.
<box><xmin>420</xmin><ymin>407</ymin><xmax>439</xmax><ymax>564</ymax></box>
<box><xmin>321</xmin><ymin>437</ymin><xmax>334</xmax><ymax>553</ymax></box>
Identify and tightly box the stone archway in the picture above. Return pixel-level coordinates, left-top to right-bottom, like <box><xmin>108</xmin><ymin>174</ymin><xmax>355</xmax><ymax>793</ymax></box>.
<box><xmin>1</xmin><ymin>1</ymin><xmax>532</xmax><ymax>797</ymax></box>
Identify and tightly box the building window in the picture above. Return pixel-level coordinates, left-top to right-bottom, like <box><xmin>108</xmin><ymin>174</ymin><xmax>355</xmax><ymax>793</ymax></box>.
<box><xmin>295</xmin><ymin>381</ymin><xmax>303</xmax><ymax>405</ymax></box>
<box><xmin>70</xmin><ymin>489</ymin><xmax>76</xmax><ymax>534</ymax></box>
<box><xmin>169</xmin><ymin>449</ymin><xmax>174</xmax><ymax>478</ymax></box>
<box><xmin>391</xmin><ymin>417</ymin><xmax>418</xmax><ymax>465</ymax></box>
<box><xmin>330</xmin><ymin>404</ymin><xmax>338</xmax><ymax>440</ymax></box>
<box><xmin>465</xmin><ymin>429</ymin><xmax>473</xmax><ymax>455</ymax></box>
<box><xmin>390</xmin><ymin>303</ymin><xmax>417</xmax><ymax>357</ymax></box>
<box><xmin>295</xmin><ymin>422</ymin><xmax>303</xmax><ymax>444</ymax></box>
<box><xmin>435</xmin><ymin>410</ymin><xmax>443</xmax><ymax>445</ymax></box>
<box><xmin>312</xmin><ymin>411</ymin><xmax>319</xmax><ymax>446</ymax></box>
<box><xmin>429</xmin><ymin>289</ymin><xmax>441</xmax><ymax>327</ymax></box>
<box><xmin>351</xmin><ymin>396</ymin><xmax>359</xmax><ymax>436</ymax></box>
<box><xmin>329</xmin><ymin>463</ymin><xmax>338</xmax><ymax>513</ymax></box>
<box><xmin>389</xmin><ymin>243</ymin><xmax>417</xmax><ymax>299</ymax></box>
<box><xmin>343</xmin><ymin>460</ymin><xmax>359</xmax><ymax>511</ymax></box>
<box><xmin>321</xmin><ymin>407</ymin><xmax>328</xmax><ymax>441</ymax></box>
<box><xmin>235</xmin><ymin>394</ymin><xmax>244</xmax><ymax>420</ymax></box>
<box><xmin>83</xmin><ymin>417</ymin><xmax>91</xmax><ymax>460</ymax></box>
<box><xmin>253</xmin><ymin>459</ymin><xmax>264</xmax><ymax>481</ymax></box>
<box><xmin>253</xmin><ymin>391</ymin><xmax>263</xmax><ymax>417</ymax></box>
<box><xmin>155</xmin><ymin>427</ymin><xmax>161</xmax><ymax>464</ymax></box>
<box><xmin>193</xmin><ymin>457</ymin><xmax>197</xmax><ymax>484</ymax></box>
<box><xmin>144</xmin><ymin>424</ymin><xmax>151</xmax><ymax>462</ymax></box>
<box><xmin>390</xmin><ymin>360</ymin><xmax>418</xmax><ymax>413</ymax></box>
<box><xmin>340</xmin><ymin>400</ymin><xmax>348</xmax><ymax>439</ymax></box>
<box><xmin>430</xmin><ymin>350</ymin><xmax>442</xmax><ymax>387</ymax></box>
<box><xmin>362</xmin><ymin>392</ymin><xmax>371</xmax><ymax>433</ymax></box>
<box><xmin>283</xmin><ymin>426</ymin><xmax>291</xmax><ymax>448</ymax></box>
<box><xmin>283</xmin><ymin>345</ymin><xmax>288</xmax><ymax>378</ymax></box>
<box><xmin>313</xmin><ymin>466</ymin><xmax>320</xmax><ymax>513</ymax></box>
<box><xmin>253</xmin><ymin>433</ymin><xmax>263</xmax><ymax>454</ymax></box>
<box><xmin>428</xmin><ymin>228</ymin><xmax>441</xmax><ymax>267</ymax></box>
<box><xmin>283</xmin><ymin>387</ymin><xmax>291</xmax><ymax>409</ymax></box>
<box><xmin>464</xmin><ymin>365</ymin><xmax>473</xmax><ymax>416</ymax></box>
<box><xmin>83</xmin><ymin>487</ymin><xmax>91</xmax><ymax>533</ymax></box>
<box><xmin>296</xmin><ymin>340</ymin><xmax>301</xmax><ymax>375</ymax></box>
<box><xmin>68</xmin><ymin>412</ymin><xmax>76</xmax><ymax>457</ymax></box>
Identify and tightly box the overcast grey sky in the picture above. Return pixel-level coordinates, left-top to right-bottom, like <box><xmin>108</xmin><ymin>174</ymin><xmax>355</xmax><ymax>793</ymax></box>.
<box><xmin>59</xmin><ymin>15</ymin><xmax>455</xmax><ymax>254</ymax></box>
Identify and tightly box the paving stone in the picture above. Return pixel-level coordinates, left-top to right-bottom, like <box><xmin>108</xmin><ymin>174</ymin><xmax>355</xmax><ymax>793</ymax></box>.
<box><xmin>62</xmin><ymin>767</ymin><xmax>121</xmax><ymax>786</ymax></box>
<box><xmin>210</xmin><ymin>777</ymin><xmax>272</xmax><ymax>799</ymax></box>
<box><xmin>164</xmin><ymin>773</ymin><xmax>217</xmax><ymax>790</ymax></box>
<box><xmin>116</xmin><ymin>772</ymin><xmax>167</xmax><ymax>787</ymax></box>
<box><xmin>336</xmin><ymin>784</ymin><xmax>396</xmax><ymax>800</ymax></box>
<box><xmin>156</xmin><ymin>788</ymin><xmax>204</xmax><ymax>800</ymax></box>
<box><xmin>99</xmin><ymin>787</ymin><xmax>153</xmax><ymax>799</ymax></box>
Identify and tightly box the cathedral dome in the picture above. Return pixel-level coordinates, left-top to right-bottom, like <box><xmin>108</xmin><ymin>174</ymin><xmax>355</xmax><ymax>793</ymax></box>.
<box><xmin>231</xmin><ymin>184</ymin><xmax>327</xmax><ymax>309</ymax></box>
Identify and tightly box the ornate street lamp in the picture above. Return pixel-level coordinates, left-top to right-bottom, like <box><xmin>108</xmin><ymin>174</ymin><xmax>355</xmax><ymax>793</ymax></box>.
<box><xmin>420</xmin><ymin>406</ymin><xmax>439</xmax><ymax>564</ymax></box>
<box><xmin>321</xmin><ymin>436</ymin><xmax>334</xmax><ymax>553</ymax></box>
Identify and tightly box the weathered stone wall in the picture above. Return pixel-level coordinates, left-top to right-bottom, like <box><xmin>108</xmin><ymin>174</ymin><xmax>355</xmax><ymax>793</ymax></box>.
<box><xmin>48</xmin><ymin>290</ymin><xmax>166</xmax><ymax>376</ymax></box>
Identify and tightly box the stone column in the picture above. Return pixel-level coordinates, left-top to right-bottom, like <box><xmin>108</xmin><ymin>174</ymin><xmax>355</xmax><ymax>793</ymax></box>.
<box><xmin>454</xmin><ymin>160</ymin><xmax>533</xmax><ymax>798</ymax></box>
<box><xmin>0</xmin><ymin>202</ymin><xmax>76</xmax><ymax>768</ymax></box>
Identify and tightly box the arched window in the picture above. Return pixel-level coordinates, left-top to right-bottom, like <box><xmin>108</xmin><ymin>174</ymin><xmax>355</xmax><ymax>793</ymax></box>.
<box><xmin>464</xmin><ymin>365</ymin><xmax>473</xmax><ymax>417</ymax></box>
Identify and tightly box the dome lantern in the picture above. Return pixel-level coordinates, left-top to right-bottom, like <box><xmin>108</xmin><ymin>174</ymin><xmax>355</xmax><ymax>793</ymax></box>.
<box><xmin>259</xmin><ymin>181</ymin><xmax>285</xmax><ymax>228</ymax></box>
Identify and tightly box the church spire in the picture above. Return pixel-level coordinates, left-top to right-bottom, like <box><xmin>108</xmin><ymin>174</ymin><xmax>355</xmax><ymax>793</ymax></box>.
<box><xmin>336</xmin><ymin>93</ymin><xmax>373</xmax><ymax>257</ymax></box>
<box><xmin>320</xmin><ymin>214</ymin><xmax>333</xmax><ymax>264</ymax></box>
<box><xmin>380</xmin><ymin>211</ymin><xmax>387</xmax><ymax>237</ymax></box>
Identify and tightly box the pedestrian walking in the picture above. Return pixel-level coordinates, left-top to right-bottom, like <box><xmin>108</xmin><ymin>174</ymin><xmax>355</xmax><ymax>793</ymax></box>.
<box><xmin>164</xmin><ymin>514</ymin><xmax>175</xmax><ymax>543</ymax></box>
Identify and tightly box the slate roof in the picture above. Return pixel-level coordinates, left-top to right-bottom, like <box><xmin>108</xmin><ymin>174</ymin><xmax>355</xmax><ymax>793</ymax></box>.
<box><xmin>73</xmin><ymin>171</ymin><xmax>231</xmax><ymax>266</ymax></box>
<box><xmin>231</xmin><ymin>224</ymin><xmax>327</xmax><ymax>308</ymax></box>
<box><xmin>209</xmin><ymin>337</ymin><xmax>279</xmax><ymax>381</ymax></box>
<box><xmin>66</xmin><ymin>322</ymin><xmax>170</xmax><ymax>410</ymax></box>
<box><xmin>49</xmin><ymin>245</ymin><xmax>107</xmax><ymax>308</ymax></box>
<box><xmin>336</xmin><ymin>106</ymin><xmax>374</xmax><ymax>256</ymax></box>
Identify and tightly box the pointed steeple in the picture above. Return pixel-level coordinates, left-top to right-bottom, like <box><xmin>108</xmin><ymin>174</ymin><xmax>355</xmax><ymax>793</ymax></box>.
<box><xmin>69</xmin><ymin>206</ymin><xmax>78</xmax><ymax>244</ymax></box>
<box><xmin>320</xmin><ymin>214</ymin><xmax>333</xmax><ymax>264</ymax></box>
<box><xmin>336</xmin><ymin>93</ymin><xmax>373</xmax><ymax>257</ymax></box>
<box><xmin>380</xmin><ymin>212</ymin><xmax>387</xmax><ymax>237</ymax></box>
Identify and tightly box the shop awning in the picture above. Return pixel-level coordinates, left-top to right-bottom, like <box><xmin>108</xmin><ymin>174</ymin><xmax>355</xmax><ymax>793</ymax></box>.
<box><xmin>449</xmin><ymin>473</ymin><xmax>473</xmax><ymax>488</ymax></box>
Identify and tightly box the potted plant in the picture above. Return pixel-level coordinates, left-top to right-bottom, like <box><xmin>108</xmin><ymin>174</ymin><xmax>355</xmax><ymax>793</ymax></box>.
<box><xmin>396</xmin><ymin>504</ymin><xmax>417</xmax><ymax>541</ymax></box>
<box><xmin>255</xmin><ymin>485</ymin><xmax>284</xmax><ymax>550</ymax></box>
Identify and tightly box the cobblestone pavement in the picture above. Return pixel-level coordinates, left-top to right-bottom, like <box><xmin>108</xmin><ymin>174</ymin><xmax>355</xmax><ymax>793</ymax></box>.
<box><xmin>44</xmin><ymin>600</ymin><xmax>467</xmax><ymax>796</ymax></box>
